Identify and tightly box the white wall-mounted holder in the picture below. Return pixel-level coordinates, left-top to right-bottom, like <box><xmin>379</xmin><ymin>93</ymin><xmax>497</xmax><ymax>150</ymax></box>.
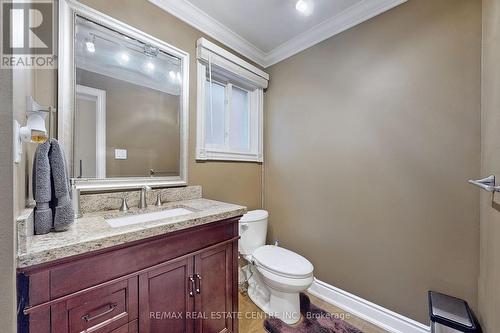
<box><xmin>468</xmin><ymin>175</ymin><xmax>500</xmax><ymax>192</ymax></box>
<box><xmin>13</xmin><ymin>96</ymin><xmax>54</xmax><ymax>164</ymax></box>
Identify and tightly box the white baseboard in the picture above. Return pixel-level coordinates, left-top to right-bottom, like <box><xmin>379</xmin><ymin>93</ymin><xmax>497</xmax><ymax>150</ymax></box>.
<box><xmin>307</xmin><ymin>278</ymin><xmax>431</xmax><ymax>333</ymax></box>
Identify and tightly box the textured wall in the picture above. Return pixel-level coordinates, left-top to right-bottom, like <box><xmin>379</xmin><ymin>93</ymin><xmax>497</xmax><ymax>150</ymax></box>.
<box><xmin>265</xmin><ymin>0</ymin><xmax>481</xmax><ymax>324</ymax></box>
<box><xmin>0</xmin><ymin>69</ymin><xmax>16</xmax><ymax>332</ymax></box>
<box><xmin>479</xmin><ymin>0</ymin><xmax>500</xmax><ymax>331</ymax></box>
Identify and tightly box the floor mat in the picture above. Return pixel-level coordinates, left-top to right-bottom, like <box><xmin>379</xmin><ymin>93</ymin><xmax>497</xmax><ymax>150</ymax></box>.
<box><xmin>264</xmin><ymin>293</ymin><xmax>364</xmax><ymax>333</ymax></box>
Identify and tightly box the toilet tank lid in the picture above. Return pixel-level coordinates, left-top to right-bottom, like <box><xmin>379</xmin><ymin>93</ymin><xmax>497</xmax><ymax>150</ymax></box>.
<box><xmin>240</xmin><ymin>210</ymin><xmax>268</xmax><ymax>223</ymax></box>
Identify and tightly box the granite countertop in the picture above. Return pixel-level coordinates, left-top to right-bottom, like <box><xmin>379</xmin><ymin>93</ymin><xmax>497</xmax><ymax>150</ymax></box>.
<box><xmin>17</xmin><ymin>198</ymin><xmax>246</xmax><ymax>268</ymax></box>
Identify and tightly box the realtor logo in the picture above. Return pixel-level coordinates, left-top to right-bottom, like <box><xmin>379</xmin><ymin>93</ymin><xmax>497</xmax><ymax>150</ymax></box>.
<box><xmin>1</xmin><ymin>0</ymin><xmax>56</xmax><ymax>68</ymax></box>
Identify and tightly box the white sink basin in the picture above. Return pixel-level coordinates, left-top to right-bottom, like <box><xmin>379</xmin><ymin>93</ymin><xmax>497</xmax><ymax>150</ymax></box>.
<box><xmin>106</xmin><ymin>208</ymin><xmax>194</xmax><ymax>228</ymax></box>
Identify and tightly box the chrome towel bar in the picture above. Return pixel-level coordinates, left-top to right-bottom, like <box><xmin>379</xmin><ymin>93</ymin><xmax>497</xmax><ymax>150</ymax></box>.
<box><xmin>468</xmin><ymin>175</ymin><xmax>500</xmax><ymax>192</ymax></box>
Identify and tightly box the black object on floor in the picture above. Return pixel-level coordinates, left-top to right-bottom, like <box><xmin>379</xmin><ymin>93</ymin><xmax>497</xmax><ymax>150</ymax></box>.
<box><xmin>428</xmin><ymin>291</ymin><xmax>482</xmax><ymax>333</ymax></box>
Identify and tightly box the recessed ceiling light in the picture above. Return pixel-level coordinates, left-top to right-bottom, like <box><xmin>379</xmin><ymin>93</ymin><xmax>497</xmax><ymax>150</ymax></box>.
<box><xmin>296</xmin><ymin>0</ymin><xmax>313</xmax><ymax>16</ymax></box>
<box><xmin>146</xmin><ymin>62</ymin><xmax>155</xmax><ymax>71</ymax></box>
<box><xmin>169</xmin><ymin>70</ymin><xmax>176</xmax><ymax>80</ymax></box>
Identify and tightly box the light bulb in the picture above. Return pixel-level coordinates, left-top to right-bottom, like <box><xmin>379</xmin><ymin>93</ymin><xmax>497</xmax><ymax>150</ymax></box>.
<box><xmin>120</xmin><ymin>52</ymin><xmax>129</xmax><ymax>62</ymax></box>
<box><xmin>146</xmin><ymin>62</ymin><xmax>155</xmax><ymax>71</ymax></box>
<box><xmin>85</xmin><ymin>40</ymin><xmax>95</xmax><ymax>53</ymax></box>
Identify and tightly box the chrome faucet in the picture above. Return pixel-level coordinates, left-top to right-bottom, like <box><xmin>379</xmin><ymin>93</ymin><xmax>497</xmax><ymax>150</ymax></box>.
<box><xmin>71</xmin><ymin>179</ymin><xmax>82</xmax><ymax>218</ymax></box>
<box><xmin>138</xmin><ymin>185</ymin><xmax>152</xmax><ymax>209</ymax></box>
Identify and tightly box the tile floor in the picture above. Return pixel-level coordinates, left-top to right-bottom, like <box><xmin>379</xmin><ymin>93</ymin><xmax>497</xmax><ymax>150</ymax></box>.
<box><xmin>238</xmin><ymin>291</ymin><xmax>389</xmax><ymax>333</ymax></box>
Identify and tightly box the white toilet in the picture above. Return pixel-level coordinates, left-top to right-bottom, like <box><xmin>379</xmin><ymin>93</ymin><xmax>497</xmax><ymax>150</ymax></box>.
<box><xmin>239</xmin><ymin>210</ymin><xmax>314</xmax><ymax>324</ymax></box>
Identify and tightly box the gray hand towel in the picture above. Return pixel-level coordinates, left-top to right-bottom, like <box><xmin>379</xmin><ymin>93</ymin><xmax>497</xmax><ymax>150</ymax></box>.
<box><xmin>49</xmin><ymin>139</ymin><xmax>74</xmax><ymax>231</ymax></box>
<box><xmin>32</xmin><ymin>141</ymin><xmax>53</xmax><ymax>235</ymax></box>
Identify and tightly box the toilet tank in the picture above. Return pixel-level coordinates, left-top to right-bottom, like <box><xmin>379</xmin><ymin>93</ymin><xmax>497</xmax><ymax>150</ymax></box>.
<box><xmin>239</xmin><ymin>210</ymin><xmax>268</xmax><ymax>255</ymax></box>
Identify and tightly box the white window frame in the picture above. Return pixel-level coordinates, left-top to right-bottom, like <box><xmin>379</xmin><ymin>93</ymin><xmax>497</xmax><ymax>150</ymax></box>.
<box><xmin>196</xmin><ymin>38</ymin><xmax>268</xmax><ymax>162</ymax></box>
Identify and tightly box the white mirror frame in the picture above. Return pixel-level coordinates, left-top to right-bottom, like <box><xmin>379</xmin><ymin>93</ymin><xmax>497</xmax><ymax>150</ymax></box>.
<box><xmin>58</xmin><ymin>0</ymin><xmax>189</xmax><ymax>191</ymax></box>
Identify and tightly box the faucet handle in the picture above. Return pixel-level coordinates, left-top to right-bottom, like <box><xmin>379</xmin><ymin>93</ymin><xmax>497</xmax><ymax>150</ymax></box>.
<box><xmin>155</xmin><ymin>193</ymin><xmax>162</xmax><ymax>207</ymax></box>
<box><xmin>119</xmin><ymin>197</ymin><xmax>129</xmax><ymax>212</ymax></box>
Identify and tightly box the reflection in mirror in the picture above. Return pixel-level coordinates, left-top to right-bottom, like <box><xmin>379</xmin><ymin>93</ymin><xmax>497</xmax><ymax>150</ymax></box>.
<box><xmin>74</xmin><ymin>15</ymin><xmax>182</xmax><ymax>179</ymax></box>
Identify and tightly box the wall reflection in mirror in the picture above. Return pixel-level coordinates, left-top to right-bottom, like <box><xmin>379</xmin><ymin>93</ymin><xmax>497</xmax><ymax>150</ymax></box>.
<box><xmin>74</xmin><ymin>15</ymin><xmax>182</xmax><ymax>179</ymax></box>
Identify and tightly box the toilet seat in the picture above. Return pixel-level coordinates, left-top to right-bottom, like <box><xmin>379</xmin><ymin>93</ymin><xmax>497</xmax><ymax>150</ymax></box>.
<box><xmin>253</xmin><ymin>245</ymin><xmax>314</xmax><ymax>279</ymax></box>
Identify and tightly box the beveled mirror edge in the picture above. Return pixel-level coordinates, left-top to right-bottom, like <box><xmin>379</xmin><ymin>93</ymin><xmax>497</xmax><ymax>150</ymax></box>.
<box><xmin>58</xmin><ymin>0</ymin><xmax>189</xmax><ymax>192</ymax></box>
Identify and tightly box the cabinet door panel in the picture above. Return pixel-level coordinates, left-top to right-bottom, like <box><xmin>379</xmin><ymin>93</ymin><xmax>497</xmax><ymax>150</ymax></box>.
<box><xmin>194</xmin><ymin>243</ymin><xmax>233</xmax><ymax>333</ymax></box>
<box><xmin>139</xmin><ymin>257</ymin><xmax>194</xmax><ymax>333</ymax></box>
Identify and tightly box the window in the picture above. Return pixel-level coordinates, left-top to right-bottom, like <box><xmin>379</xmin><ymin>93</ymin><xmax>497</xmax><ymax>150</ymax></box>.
<box><xmin>196</xmin><ymin>38</ymin><xmax>269</xmax><ymax>162</ymax></box>
<box><xmin>204</xmin><ymin>80</ymin><xmax>250</xmax><ymax>151</ymax></box>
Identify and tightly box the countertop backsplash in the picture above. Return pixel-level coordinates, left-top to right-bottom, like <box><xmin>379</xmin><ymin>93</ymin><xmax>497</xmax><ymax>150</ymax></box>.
<box><xmin>80</xmin><ymin>185</ymin><xmax>202</xmax><ymax>214</ymax></box>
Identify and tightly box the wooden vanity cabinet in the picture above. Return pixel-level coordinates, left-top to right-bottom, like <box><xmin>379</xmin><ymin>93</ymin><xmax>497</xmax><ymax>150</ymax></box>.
<box><xmin>18</xmin><ymin>217</ymin><xmax>240</xmax><ymax>333</ymax></box>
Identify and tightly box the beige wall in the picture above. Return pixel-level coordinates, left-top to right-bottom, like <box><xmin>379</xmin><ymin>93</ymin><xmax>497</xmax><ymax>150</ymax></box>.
<box><xmin>78</xmin><ymin>0</ymin><xmax>262</xmax><ymax>209</ymax></box>
<box><xmin>265</xmin><ymin>0</ymin><xmax>481</xmax><ymax>324</ymax></box>
<box><xmin>479</xmin><ymin>0</ymin><xmax>500</xmax><ymax>332</ymax></box>
<box><xmin>77</xmin><ymin>69</ymin><xmax>180</xmax><ymax>178</ymax></box>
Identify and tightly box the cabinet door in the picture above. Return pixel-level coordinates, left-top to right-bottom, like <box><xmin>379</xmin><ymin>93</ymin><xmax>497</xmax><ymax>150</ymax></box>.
<box><xmin>194</xmin><ymin>243</ymin><xmax>234</xmax><ymax>333</ymax></box>
<box><xmin>139</xmin><ymin>257</ymin><xmax>194</xmax><ymax>333</ymax></box>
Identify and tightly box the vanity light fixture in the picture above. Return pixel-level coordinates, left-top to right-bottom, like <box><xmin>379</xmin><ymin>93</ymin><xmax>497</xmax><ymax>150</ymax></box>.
<box><xmin>143</xmin><ymin>44</ymin><xmax>159</xmax><ymax>57</ymax></box>
<box><xmin>296</xmin><ymin>0</ymin><xmax>313</xmax><ymax>16</ymax></box>
<box><xmin>85</xmin><ymin>35</ymin><xmax>95</xmax><ymax>53</ymax></box>
<box><xmin>13</xmin><ymin>97</ymin><xmax>52</xmax><ymax>164</ymax></box>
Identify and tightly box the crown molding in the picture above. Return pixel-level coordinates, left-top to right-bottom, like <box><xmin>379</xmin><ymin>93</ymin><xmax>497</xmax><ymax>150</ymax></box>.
<box><xmin>263</xmin><ymin>0</ymin><xmax>408</xmax><ymax>67</ymax></box>
<box><xmin>148</xmin><ymin>0</ymin><xmax>267</xmax><ymax>66</ymax></box>
<box><xmin>149</xmin><ymin>0</ymin><xmax>407</xmax><ymax>68</ymax></box>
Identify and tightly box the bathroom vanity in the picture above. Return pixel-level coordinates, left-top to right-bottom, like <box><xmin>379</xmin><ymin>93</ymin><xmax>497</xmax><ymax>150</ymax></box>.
<box><xmin>17</xmin><ymin>188</ymin><xmax>245</xmax><ymax>333</ymax></box>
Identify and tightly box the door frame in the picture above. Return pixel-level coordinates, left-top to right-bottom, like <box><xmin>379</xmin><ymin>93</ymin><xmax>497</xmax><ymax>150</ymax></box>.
<box><xmin>75</xmin><ymin>84</ymin><xmax>106</xmax><ymax>178</ymax></box>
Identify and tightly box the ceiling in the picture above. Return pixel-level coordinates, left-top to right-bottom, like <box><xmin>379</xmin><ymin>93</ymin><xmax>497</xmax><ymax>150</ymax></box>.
<box><xmin>187</xmin><ymin>0</ymin><xmax>359</xmax><ymax>53</ymax></box>
<box><xmin>149</xmin><ymin>0</ymin><xmax>407</xmax><ymax>68</ymax></box>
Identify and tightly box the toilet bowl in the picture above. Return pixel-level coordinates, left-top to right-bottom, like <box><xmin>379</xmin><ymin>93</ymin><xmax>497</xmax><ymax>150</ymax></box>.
<box><xmin>239</xmin><ymin>211</ymin><xmax>314</xmax><ymax>324</ymax></box>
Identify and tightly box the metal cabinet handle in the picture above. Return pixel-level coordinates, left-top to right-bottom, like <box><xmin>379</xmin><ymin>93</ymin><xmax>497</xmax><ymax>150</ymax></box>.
<box><xmin>82</xmin><ymin>302</ymin><xmax>117</xmax><ymax>322</ymax></box>
<box><xmin>189</xmin><ymin>276</ymin><xmax>195</xmax><ymax>297</ymax></box>
<box><xmin>195</xmin><ymin>274</ymin><xmax>202</xmax><ymax>294</ymax></box>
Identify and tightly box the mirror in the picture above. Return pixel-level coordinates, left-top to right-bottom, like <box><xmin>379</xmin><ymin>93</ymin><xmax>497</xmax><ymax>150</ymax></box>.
<box><xmin>58</xmin><ymin>1</ymin><xmax>188</xmax><ymax>190</ymax></box>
